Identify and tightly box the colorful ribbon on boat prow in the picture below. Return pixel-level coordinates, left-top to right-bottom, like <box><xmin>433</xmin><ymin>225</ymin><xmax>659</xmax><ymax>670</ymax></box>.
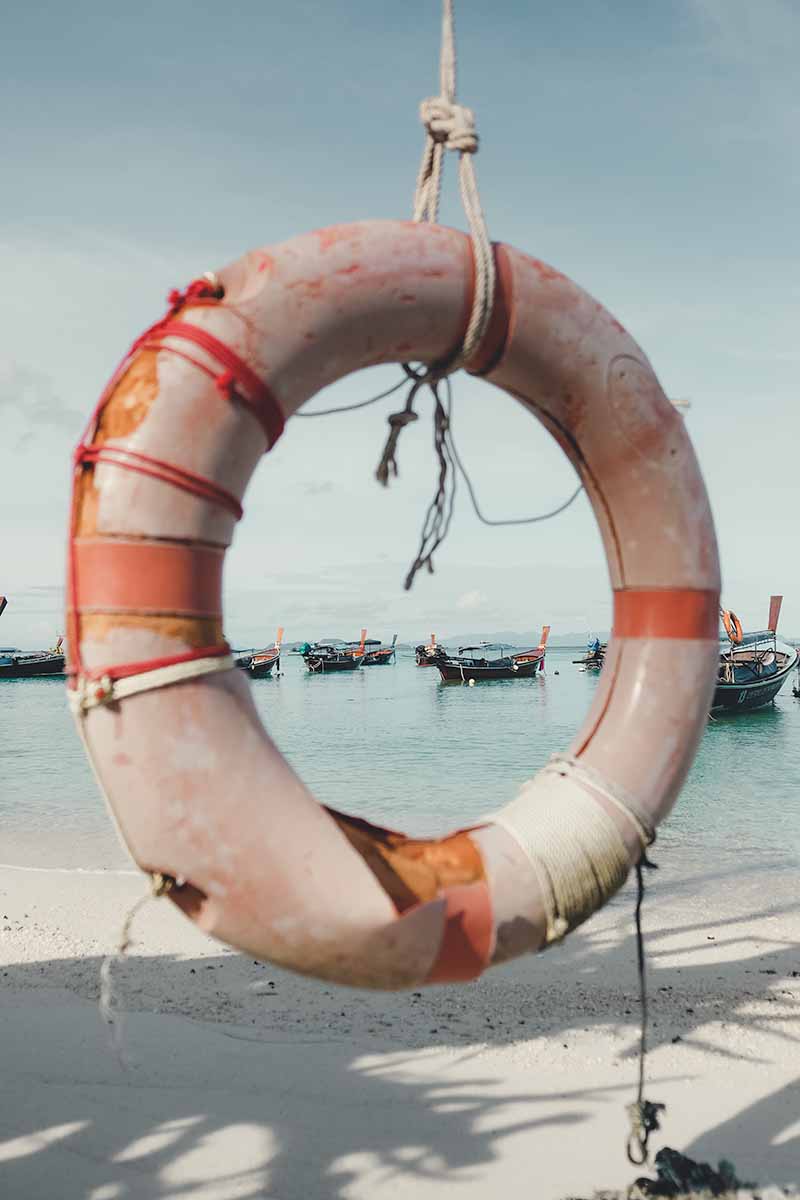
<box><xmin>67</xmin><ymin>220</ymin><xmax>720</xmax><ymax>989</ymax></box>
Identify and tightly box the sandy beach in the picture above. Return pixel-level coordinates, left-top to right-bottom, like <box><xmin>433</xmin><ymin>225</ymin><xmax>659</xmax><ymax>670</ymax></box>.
<box><xmin>2</xmin><ymin>852</ymin><xmax>800</xmax><ymax>1199</ymax></box>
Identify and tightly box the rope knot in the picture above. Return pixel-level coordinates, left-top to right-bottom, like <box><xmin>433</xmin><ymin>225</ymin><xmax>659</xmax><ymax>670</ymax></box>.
<box><xmin>215</xmin><ymin>369</ymin><xmax>235</xmax><ymax>398</ymax></box>
<box><xmin>420</xmin><ymin>97</ymin><xmax>478</xmax><ymax>153</ymax></box>
<box><xmin>166</xmin><ymin>276</ymin><xmax>224</xmax><ymax>312</ymax></box>
<box><xmin>376</xmin><ymin>409</ymin><xmax>419</xmax><ymax>487</ymax></box>
<box><xmin>69</xmin><ymin>673</ymin><xmax>114</xmax><ymax>715</ymax></box>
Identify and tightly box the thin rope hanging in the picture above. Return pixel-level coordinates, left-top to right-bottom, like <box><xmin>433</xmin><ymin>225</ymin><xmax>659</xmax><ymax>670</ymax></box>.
<box><xmin>297</xmin><ymin>1</ymin><xmax>583</xmax><ymax>588</ymax></box>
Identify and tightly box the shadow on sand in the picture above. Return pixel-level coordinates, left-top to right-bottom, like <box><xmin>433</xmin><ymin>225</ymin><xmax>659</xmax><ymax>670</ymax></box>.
<box><xmin>2</xmin><ymin>861</ymin><xmax>800</xmax><ymax>1197</ymax></box>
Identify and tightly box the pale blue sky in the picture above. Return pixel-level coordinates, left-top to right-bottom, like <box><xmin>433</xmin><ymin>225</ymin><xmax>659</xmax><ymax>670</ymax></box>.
<box><xmin>1</xmin><ymin>0</ymin><xmax>797</xmax><ymax>647</ymax></box>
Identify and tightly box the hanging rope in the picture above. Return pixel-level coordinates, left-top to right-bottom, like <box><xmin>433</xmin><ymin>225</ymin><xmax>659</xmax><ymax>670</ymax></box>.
<box><xmin>294</xmin><ymin>1</ymin><xmax>581</xmax><ymax>588</ymax></box>
<box><xmin>626</xmin><ymin>855</ymin><xmax>666</xmax><ymax>1166</ymax></box>
<box><xmin>99</xmin><ymin>872</ymin><xmax>174</xmax><ymax>1065</ymax></box>
<box><xmin>412</xmin><ymin>0</ymin><xmax>495</xmax><ymax>367</ymax></box>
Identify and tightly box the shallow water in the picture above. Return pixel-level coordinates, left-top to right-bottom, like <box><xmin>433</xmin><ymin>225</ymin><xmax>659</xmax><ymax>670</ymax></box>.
<box><xmin>2</xmin><ymin>647</ymin><xmax>800</xmax><ymax>874</ymax></box>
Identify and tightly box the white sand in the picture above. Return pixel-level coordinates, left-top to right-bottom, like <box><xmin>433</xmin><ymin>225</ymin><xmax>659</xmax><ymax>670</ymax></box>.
<box><xmin>2</xmin><ymin>855</ymin><xmax>800</xmax><ymax>1199</ymax></box>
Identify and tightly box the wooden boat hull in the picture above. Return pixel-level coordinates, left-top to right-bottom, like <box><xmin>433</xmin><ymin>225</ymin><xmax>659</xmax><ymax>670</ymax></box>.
<box><xmin>0</xmin><ymin>654</ymin><xmax>65</xmax><ymax>679</ymax></box>
<box><xmin>250</xmin><ymin>655</ymin><xmax>278</xmax><ymax>677</ymax></box>
<box><xmin>415</xmin><ymin>650</ymin><xmax>444</xmax><ymax>666</ymax></box>
<box><xmin>436</xmin><ymin>656</ymin><xmax>543</xmax><ymax>682</ymax></box>
<box><xmin>711</xmin><ymin>652</ymin><xmax>796</xmax><ymax>713</ymax></box>
<box><xmin>305</xmin><ymin>654</ymin><xmax>364</xmax><ymax>673</ymax></box>
<box><xmin>236</xmin><ymin>652</ymin><xmax>279</xmax><ymax>678</ymax></box>
<box><xmin>363</xmin><ymin>648</ymin><xmax>395</xmax><ymax>665</ymax></box>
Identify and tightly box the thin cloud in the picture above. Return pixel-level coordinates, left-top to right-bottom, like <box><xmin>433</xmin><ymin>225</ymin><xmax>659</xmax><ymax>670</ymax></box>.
<box><xmin>0</xmin><ymin>360</ymin><xmax>84</xmax><ymax>448</ymax></box>
<box><xmin>456</xmin><ymin>590</ymin><xmax>488</xmax><ymax>612</ymax></box>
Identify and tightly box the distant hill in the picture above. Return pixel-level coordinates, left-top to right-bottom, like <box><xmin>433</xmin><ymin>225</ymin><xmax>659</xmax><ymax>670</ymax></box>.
<box><xmin>395</xmin><ymin>631</ymin><xmax>609</xmax><ymax>650</ymax></box>
<box><xmin>436</xmin><ymin>631</ymin><xmax>608</xmax><ymax>648</ymax></box>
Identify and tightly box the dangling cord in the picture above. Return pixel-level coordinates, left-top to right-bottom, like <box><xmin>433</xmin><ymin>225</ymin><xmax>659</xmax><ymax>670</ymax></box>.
<box><xmin>626</xmin><ymin>854</ymin><xmax>666</xmax><ymax>1166</ymax></box>
<box><xmin>99</xmin><ymin>872</ymin><xmax>174</xmax><ymax>1066</ymax></box>
<box><xmin>375</xmin><ymin>367</ymin><xmax>426</xmax><ymax>486</ymax></box>
<box><xmin>443</xmin><ymin>376</ymin><xmax>585</xmax><ymax>526</ymax></box>
<box><xmin>293</xmin><ymin>374</ymin><xmax>411</xmax><ymax>419</ymax></box>
<box><xmin>401</xmin><ymin>380</ymin><xmax>458</xmax><ymax>590</ymax></box>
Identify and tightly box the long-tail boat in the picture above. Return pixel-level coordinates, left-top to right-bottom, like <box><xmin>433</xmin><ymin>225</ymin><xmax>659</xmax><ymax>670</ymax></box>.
<box><xmin>573</xmin><ymin>635</ymin><xmax>606</xmax><ymax>672</ymax></box>
<box><xmin>436</xmin><ymin>626</ymin><xmax>550</xmax><ymax>683</ymax></box>
<box><xmin>351</xmin><ymin>633</ymin><xmax>397</xmax><ymax>665</ymax></box>
<box><xmin>415</xmin><ymin>634</ymin><xmax>443</xmax><ymax>666</ymax></box>
<box><xmin>0</xmin><ymin>597</ymin><xmax>66</xmax><ymax>679</ymax></box>
<box><xmin>713</xmin><ymin>596</ymin><xmax>798</xmax><ymax>713</ymax></box>
<box><xmin>235</xmin><ymin>627</ymin><xmax>283</xmax><ymax>678</ymax></box>
<box><xmin>303</xmin><ymin>630</ymin><xmax>366</xmax><ymax>673</ymax></box>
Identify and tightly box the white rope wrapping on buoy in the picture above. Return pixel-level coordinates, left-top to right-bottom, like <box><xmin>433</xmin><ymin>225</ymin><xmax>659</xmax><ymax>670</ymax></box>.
<box><xmin>412</xmin><ymin>0</ymin><xmax>496</xmax><ymax>367</ymax></box>
<box><xmin>493</xmin><ymin>757</ymin><xmax>652</xmax><ymax>944</ymax></box>
<box><xmin>68</xmin><ymin>654</ymin><xmax>236</xmax><ymax>715</ymax></box>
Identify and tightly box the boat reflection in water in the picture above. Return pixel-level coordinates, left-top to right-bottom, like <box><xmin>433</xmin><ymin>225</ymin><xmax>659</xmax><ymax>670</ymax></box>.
<box><xmin>436</xmin><ymin>626</ymin><xmax>550</xmax><ymax>684</ymax></box>
<box><xmin>713</xmin><ymin>596</ymin><xmax>797</xmax><ymax>714</ymax></box>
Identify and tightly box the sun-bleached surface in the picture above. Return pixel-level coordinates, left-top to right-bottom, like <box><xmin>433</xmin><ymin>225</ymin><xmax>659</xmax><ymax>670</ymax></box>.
<box><xmin>2</xmin><ymin>857</ymin><xmax>800</xmax><ymax>1199</ymax></box>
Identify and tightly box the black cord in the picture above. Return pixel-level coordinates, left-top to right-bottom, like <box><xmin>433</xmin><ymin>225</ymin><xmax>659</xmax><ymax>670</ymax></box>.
<box><xmin>443</xmin><ymin>377</ymin><xmax>585</xmax><ymax>526</ymax></box>
<box><xmin>294</xmin><ymin>374</ymin><xmax>411</xmax><ymax>418</ymax></box>
<box><xmin>626</xmin><ymin>854</ymin><xmax>665</xmax><ymax>1166</ymax></box>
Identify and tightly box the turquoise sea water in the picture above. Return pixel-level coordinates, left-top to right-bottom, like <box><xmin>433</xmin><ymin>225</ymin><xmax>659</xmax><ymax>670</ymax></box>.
<box><xmin>2</xmin><ymin>647</ymin><xmax>800</xmax><ymax>874</ymax></box>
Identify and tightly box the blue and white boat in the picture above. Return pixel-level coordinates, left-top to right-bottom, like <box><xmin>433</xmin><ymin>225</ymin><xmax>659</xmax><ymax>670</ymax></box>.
<box><xmin>712</xmin><ymin>596</ymin><xmax>797</xmax><ymax>713</ymax></box>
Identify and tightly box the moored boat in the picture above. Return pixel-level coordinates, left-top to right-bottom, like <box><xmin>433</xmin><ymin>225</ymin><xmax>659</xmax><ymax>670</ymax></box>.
<box><xmin>235</xmin><ymin>627</ymin><xmax>283</xmax><ymax>678</ymax></box>
<box><xmin>0</xmin><ymin>646</ymin><xmax>66</xmax><ymax>679</ymax></box>
<box><xmin>712</xmin><ymin>596</ymin><xmax>797</xmax><ymax>713</ymax></box>
<box><xmin>415</xmin><ymin>634</ymin><xmax>443</xmax><ymax>666</ymax></box>
<box><xmin>436</xmin><ymin>627</ymin><xmax>550</xmax><ymax>683</ymax></box>
<box><xmin>351</xmin><ymin>634</ymin><xmax>397</xmax><ymax>665</ymax></box>
<box><xmin>0</xmin><ymin>597</ymin><xmax>66</xmax><ymax>679</ymax></box>
<box><xmin>302</xmin><ymin>631</ymin><xmax>366</xmax><ymax>673</ymax></box>
<box><xmin>573</xmin><ymin>635</ymin><xmax>606</xmax><ymax>672</ymax></box>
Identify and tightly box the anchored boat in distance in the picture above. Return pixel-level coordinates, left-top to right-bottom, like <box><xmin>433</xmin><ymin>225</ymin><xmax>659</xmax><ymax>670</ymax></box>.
<box><xmin>573</xmin><ymin>635</ymin><xmax>606</xmax><ymax>673</ymax></box>
<box><xmin>713</xmin><ymin>596</ymin><xmax>798</xmax><ymax>713</ymax></box>
<box><xmin>415</xmin><ymin>634</ymin><xmax>443</xmax><ymax>667</ymax></box>
<box><xmin>436</xmin><ymin>626</ymin><xmax>550</xmax><ymax>683</ymax></box>
<box><xmin>348</xmin><ymin>633</ymin><xmax>397</xmax><ymax>665</ymax></box>
<box><xmin>0</xmin><ymin>597</ymin><xmax>66</xmax><ymax>679</ymax></box>
<box><xmin>302</xmin><ymin>630</ymin><xmax>368</xmax><ymax>673</ymax></box>
<box><xmin>235</xmin><ymin>627</ymin><xmax>284</xmax><ymax>678</ymax></box>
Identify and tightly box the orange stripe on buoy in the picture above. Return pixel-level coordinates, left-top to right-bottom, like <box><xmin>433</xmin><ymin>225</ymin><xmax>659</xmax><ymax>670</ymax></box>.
<box><xmin>426</xmin><ymin>882</ymin><xmax>494</xmax><ymax>983</ymax></box>
<box><xmin>72</xmin><ymin>539</ymin><xmax>223</xmax><ymax>618</ymax></box>
<box><xmin>613</xmin><ymin>588</ymin><xmax>719</xmax><ymax>640</ymax></box>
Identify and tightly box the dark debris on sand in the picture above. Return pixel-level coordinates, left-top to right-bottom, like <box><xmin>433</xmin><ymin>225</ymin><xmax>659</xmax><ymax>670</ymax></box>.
<box><xmin>566</xmin><ymin>1147</ymin><xmax>799</xmax><ymax>1200</ymax></box>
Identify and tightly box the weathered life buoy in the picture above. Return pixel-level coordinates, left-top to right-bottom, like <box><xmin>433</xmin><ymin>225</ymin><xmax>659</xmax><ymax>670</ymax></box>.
<box><xmin>721</xmin><ymin>608</ymin><xmax>743</xmax><ymax>645</ymax></box>
<box><xmin>67</xmin><ymin>221</ymin><xmax>720</xmax><ymax>988</ymax></box>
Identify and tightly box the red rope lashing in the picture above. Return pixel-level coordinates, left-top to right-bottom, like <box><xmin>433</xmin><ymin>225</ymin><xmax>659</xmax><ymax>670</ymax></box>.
<box><xmin>166</xmin><ymin>278</ymin><xmax>224</xmax><ymax>310</ymax></box>
<box><xmin>77</xmin><ymin>445</ymin><xmax>244</xmax><ymax>520</ymax></box>
<box><xmin>67</xmin><ymin>643</ymin><xmax>231</xmax><ymax>682</ymax></box>
<box><xmin>72</xmin><ymin>278</ymin><xmax>227</xmax><ymax>459</ymax></box>
<box><xmin>143</xmin><ymin>320</ymin><xmax>285</xmax><ymax>450</ymax></box>
<box><xmin>68</xmin><ymin>276</ymin><xmax>276</xmax><ymax>680</ymax></box>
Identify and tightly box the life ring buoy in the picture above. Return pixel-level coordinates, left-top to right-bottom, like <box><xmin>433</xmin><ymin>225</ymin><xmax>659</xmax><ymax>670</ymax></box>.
<box><xmin>67</xmin><ymin>221</ymin><xmax>720</xmax><ymax>988</ymax></box>
<box><xmin>721</xmin><ymin>608</ymin><xmax>743</xmax><ymax>645</ymax></box>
